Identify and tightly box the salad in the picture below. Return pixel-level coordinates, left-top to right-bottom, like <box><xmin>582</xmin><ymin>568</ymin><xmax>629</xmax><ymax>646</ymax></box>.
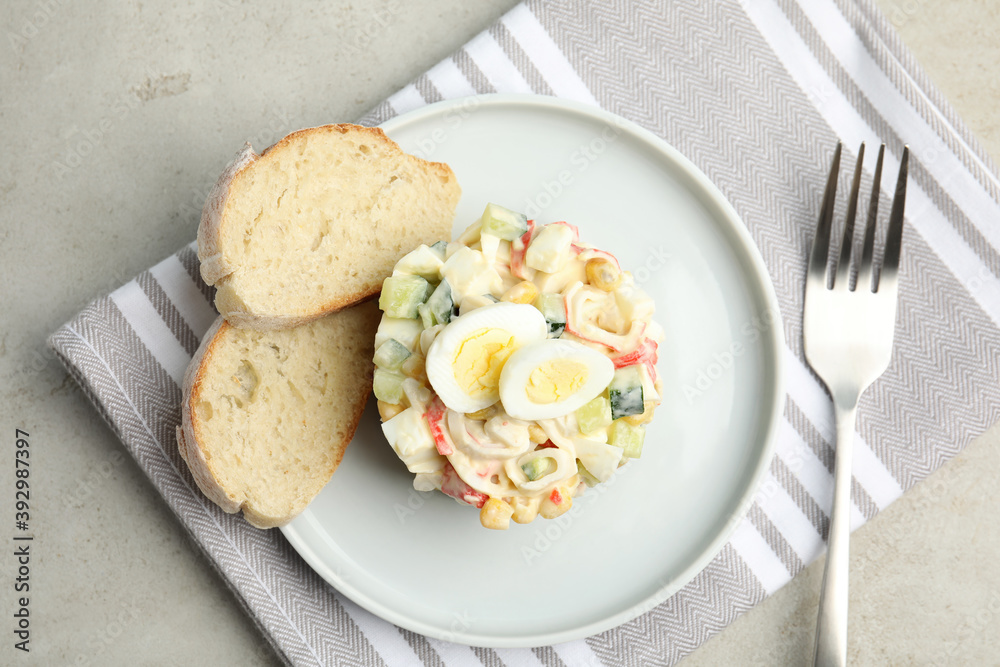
<box><xmin>374</xmin><ymin>203</ymin><xmax>664</xmax><ymax>529</ymax></box>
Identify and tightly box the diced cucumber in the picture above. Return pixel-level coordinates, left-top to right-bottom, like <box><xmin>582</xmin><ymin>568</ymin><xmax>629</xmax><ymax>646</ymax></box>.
<box><xmin>483</xmin><ymin>294</ymin><xmax>500</xmax><ymax>303</ymax></box>
<box><xmin>576</xmin><ymin>396</ymin><xmax>612</xmax><ymax>433</ymax></box>
<box><xmin>429</xmin><ymin>240</ymin><xmax>448</xmax><ymax>260</ymax></box>
<box><xmin>417</xmin><ymin>303</ymin><xmax>434</xmax><ymax>329</ymax></box>
<box><xmin>522</xmin><ymin>456</ymin><xmax>556</xmax><ymax>481</ymax></box>
<box><xmin>534</xmin><ymin>293</ymin><xmax>566</xmax><ymax>337</ymax></box>
<box><xmin>379</xmin><ymin>275</ymin><xmax>432</xmax><ymax>319</ymax></box>
<box><xmin>609</xmin><ymin>420</ymin><xmax>645</xmax><ymax>458</ymax></box>
<box><xmin>373</xmin><ymin>338</ymin><xmax>411</xmax><ymax>371</ymax></box>
<box><xmin>425</xmin><ymin>279</ymin><xmax>454</xmax><ymax>325</ymax></box>
<box><xmin>609</xmin><ymin>365</ymin><xmax>644</xmax><ymax>419</ymax></box>
<box><xmin>480</xmin><ymin>203</ymin><xmax>528</xmax><ymax>241</ymax></box>
<box><xmin>373</xmin><ymin>368</ymin><xmax>406</xmax><ymax>404</ymax></box>
<box><xmin>418</xmin><ymin>279</ymin><xmax>454</xmax><ymax>328</ymax></box>
<box><xmin>577</xmin><ymin>460</ymin><xmax>601</xmax><ymax>487</ymax></box>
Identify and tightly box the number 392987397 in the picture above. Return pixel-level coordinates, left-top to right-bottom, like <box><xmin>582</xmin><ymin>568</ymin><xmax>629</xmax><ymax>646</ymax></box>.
<box><xmin>15</xmin><ymin>430</ymin><xmax>29</xmax><ymax>530</ymax></box>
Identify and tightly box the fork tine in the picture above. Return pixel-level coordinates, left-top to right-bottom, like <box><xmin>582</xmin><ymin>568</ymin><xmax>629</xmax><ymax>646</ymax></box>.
<box><xmin>856</xmin><ymin>144</ymin><xmax>885</xmax><ymax>292</ymax></box>
<box><xmin>876</xmin><ymin>145</ymin><xmax>909</xmax><ymax>292</ymax></box>
<box><xmin>810</xmin><ymin>143</ymin><xmax>842</xmax><ymax>287</ymax></box>
<box><xmin>835</xmin><ymin>143</ymin><xmax>865</xmax><ymax>289</ymax></box>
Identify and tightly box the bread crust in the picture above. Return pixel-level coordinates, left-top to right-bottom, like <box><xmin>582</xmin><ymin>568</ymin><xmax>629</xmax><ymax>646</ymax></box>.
<box><xmin>214</xmin><ymin>283</ymin><xmax>381</xmax><ymax>331</ymax></box>
<box><xmin>197</xmin><ymin>124</ymin><xmax>460</xmax><ymax>331</ymax></box>
<box><xmin>176</xmin><ymin>311</ymin><xmax>376</xmax><ymax>528</ymax></box>
<box><xmin>198</xmin><ymin>143</ymin><xmax>258</xmax><ymax>286</ymax></box>
<box><xmin>177</xmin><ymin>316</ymin><xmax>241</xmax><ymax>513</ymax></box>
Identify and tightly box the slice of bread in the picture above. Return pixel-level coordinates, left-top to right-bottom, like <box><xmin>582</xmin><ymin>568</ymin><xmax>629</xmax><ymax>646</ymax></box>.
<box><xmin>176</xmin><ymin>301</ymin><xmax>380</xmax><ymax>528</ymax></box>
<box><xmin>199</xmin><ymin>124</ymin><xmax>461</xmax><ymax>330</ymax></box>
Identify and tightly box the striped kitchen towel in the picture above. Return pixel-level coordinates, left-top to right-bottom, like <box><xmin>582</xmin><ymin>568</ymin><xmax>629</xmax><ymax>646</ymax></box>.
<box><xmin>48</xmin><ymin>0</ymin><xmax>1000</xmax><ymax>665</ymax></box>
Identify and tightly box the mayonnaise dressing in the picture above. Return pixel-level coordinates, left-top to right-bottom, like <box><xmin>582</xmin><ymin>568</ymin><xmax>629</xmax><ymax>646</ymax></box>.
<box><xmin>376</xmin><ymin>213</ymin><xmax>665</xmax><ymax>529</ymax></box>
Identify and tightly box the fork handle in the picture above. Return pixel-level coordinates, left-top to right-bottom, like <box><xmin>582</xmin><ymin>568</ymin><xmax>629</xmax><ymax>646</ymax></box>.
<box><xmin>813</xmin><ymin>402</ymin><xmax>857</xmax><ymax>667</ymax></box>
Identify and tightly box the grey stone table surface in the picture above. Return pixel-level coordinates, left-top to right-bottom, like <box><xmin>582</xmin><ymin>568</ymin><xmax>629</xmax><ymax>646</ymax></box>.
<box><xmin>0</xmin><ymin>1</ymin><xmax>996</xmax><ymax>665</ymax></box>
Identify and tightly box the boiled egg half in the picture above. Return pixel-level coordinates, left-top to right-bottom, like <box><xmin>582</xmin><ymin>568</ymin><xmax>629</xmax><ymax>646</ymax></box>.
<box><xmin>426</xmin><ymin>303</ymin><xmax>548</xmax><ymax>413</ymax></box>
<box><xmin>498</xmin><ymin>339</ymin><xmax>614</xmax><ymax>420</ymax></box>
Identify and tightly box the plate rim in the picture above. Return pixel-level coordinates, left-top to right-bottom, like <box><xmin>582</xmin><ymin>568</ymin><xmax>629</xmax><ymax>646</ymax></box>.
<box><xmin>281</xmin><ymin>93</ymin><xmax>787</xmax><ymax>648</ymax></box>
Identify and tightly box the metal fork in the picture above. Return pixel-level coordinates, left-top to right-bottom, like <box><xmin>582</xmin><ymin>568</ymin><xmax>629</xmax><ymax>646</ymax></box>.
<box><xmin>805</xmin><ymin>142</ymin><xmax>908</xmax><ymax>667</ymax></box>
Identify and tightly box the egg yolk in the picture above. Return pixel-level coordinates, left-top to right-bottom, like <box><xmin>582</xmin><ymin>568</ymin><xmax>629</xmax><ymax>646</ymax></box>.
<box><xmin>453</xmin><ymin>328</ymin><xmax>517</xmax><ymax>400</ymax></box>
<box><xmin>526</xmin><ymin>359</ymin><xmax>589</xmax><ymax>404</ymax></box>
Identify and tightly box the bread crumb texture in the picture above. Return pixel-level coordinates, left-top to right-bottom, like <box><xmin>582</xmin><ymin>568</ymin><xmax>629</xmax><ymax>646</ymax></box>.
<box><xmin>182</xmin><ymin>301</ymin><xmax>380</xmax><ymax>527</ymax></box>
<box><xmin>208</xmin><ymin>124</ymin><xmax>460</xmax><ymax>328</ymax></box>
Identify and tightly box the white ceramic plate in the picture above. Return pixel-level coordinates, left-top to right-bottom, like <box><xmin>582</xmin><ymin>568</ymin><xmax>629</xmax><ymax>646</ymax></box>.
<box><xmin>281</xmin><ymin>95</ymin><xmax>785</xmax><ymax>648</ymax></box>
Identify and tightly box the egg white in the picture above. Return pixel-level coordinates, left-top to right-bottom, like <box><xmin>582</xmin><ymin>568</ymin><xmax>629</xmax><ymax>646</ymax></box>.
<box><xmin>498</xmin><ymin>339</ymin><xmax>614</xmax><ymax>420</ymax></box>
<box><xmin>425</xmin><ymin>303</ymin><xmax>548</xmax><ymax>413</ymax></box>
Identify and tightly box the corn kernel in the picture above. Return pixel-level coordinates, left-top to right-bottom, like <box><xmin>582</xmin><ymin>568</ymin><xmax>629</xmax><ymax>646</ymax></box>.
<box><xmin>510</xmin><ymin>498</ymin><xmax>539</xmax><ymax>524</ymax></box>
<box><xmin>501</xmin><ymin>280</ymin><xmax>539</xmax><ymax>304</ymax></box>
<box><xmin>528</xmin><ymin>424</ymin><xmax>548</xmax><ymax>444</ymax></box>
<box><xmin>480</xmin><ymin>497</ymin><xmax>514</xmax><ymax>530</ymax></box>
<box><xmin>400</xmin><ymin>353</ymin><xmax>427</xmax><ymax>384</ymax></box>
<box><xmin>377</xmin><ymin>400</ymin><xmax>404</xmax><ymax>421</ymax></box>
<box><xmin>466</xmin><ymin>405</ymin><xmax>497</xmax><ymax>421</ymax></box>
<box><xmin>623</xmin><ymin>402</ymin><xmax>656</xmax><ymax>426</ymax></box>
<box><xmin>539</xmin><ymin>486</ymin><xmax>573</xmax><ymax>519</ymax></box>
<box><xmin>585</xmin><ymin>257</ymin><xmax>621</xmax><ymax>291</ymax></box>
